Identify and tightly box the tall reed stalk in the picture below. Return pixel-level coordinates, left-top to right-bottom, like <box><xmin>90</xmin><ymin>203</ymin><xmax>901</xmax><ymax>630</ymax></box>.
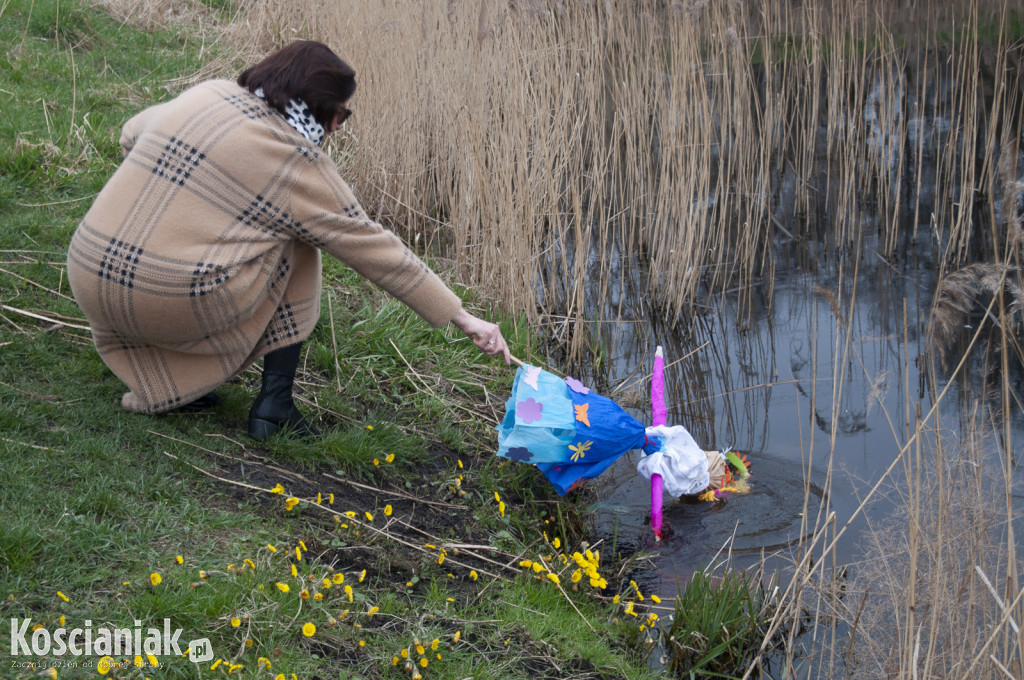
<box><xmin>219</xmin><ymin>0</ymin><xmax>1020</xmax><ymax>354</ymax></box>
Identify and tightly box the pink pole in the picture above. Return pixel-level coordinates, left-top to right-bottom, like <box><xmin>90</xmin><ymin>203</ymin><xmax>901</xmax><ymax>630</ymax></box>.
<box><xmin>650</xmin><ymin>346</ymin><xmax>666</xmax><ymax>540</ymax></box>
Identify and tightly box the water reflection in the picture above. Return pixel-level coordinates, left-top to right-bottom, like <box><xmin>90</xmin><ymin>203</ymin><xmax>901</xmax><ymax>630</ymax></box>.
<box><xmin>559</xmin><ymin>229</ymin><xmax>1024</xmax><ymax>590</ymax></box>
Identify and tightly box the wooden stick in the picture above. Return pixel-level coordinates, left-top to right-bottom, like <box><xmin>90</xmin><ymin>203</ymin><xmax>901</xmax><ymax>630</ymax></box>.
<box><xmin>0</xmin><ymin>267</ymin><xmax>77</xmax><ymax>302</ymax></box>
<box><xmin>1</xmin><ymin>304</ymin><xmax>90</xmax><ymax>330</ymax></box>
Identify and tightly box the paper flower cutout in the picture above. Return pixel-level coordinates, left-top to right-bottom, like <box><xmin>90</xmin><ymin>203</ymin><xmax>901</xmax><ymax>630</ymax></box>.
<box><xmin>565</xmin><ymin>377</ymin><xmax>590</xmax><ymax>394</ymax></box>
<box><xmin>517</xmin><ymin>397</ymin><xmax>543</xmax><ymax>424</ymax></box>
<box><xmin>523</xmin><ymin>365</ymin><xmax>542</xmax><ymax>390</ymax></box>
<box><xmin>574</xmin><ymin>403</ymin><xmax>590</xmax><ymax>427</ymax></box>
<box><xmin>507</xmin><ymin>447</ymin><xmax>535</xmax><ymax>462</ymax></box>
<box><xmin>569</xmin><ymin>440</ymin><xmax>592</xmax><ymax>462</ymax></box>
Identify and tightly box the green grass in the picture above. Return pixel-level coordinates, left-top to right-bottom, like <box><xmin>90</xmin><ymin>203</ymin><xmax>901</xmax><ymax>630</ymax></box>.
<box><xmin>0</xmin><ymin>1</ymin><xmax>665</xmax><ymax>678</ymax></box>
<box><xmin>663</xmin><ymin>563</ymin><xmax>788</xmax><ymax>679</ymax></box>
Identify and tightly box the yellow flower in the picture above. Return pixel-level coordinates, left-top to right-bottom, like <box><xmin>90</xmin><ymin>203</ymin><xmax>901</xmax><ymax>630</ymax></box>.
<box><xmin>612</xmin><ymin>594</ymin><xmax>620</xmax><ymax>604</ymax></box>
<box><xmin>97</xmin><ymin>656</ymin><xmax>114</xmax><ymax>675</ymax></box>
<box><xmin>58</xmin><ymin>616</ymin><xmax>65</xmax><ymax>626</ymax></box>
<box><xmin>314</xmin><ymin>593</ymin><xmax>323</xmax><ymax>601</ymax></box>
<box><xmin>276</xmin><ymin>582</ymin><xmax>290</xmax><ymax>593</ymax></box>
<box><xmin>245</xmin><ymin>638</ymin><xmax>253</xmax><ymax>647</ymax></box>
<box><xmin>431</xmin><ymin>638</ymin><xmax>439</xmax><ymax>650</ymax></box>
<box><xmin>453</xmin><ymin>630</ymin><xmax>461</xmax><ymax>643</ymax></box>
<box><xmin>359</xmin><ymin>639</ymin><xmax>366</xmax><ymax>647</ymax></box>
<box><xmin>494</xmin><ymin>492</ymin><xmax>501</xmax><ymax>503</ymax></box>
<box><xmin>364</xmin><ymin>511</ymin><xmax>374</xmax><ymax>521</ymax></box>
<box><xmin>400</xmin><ymin>648</ymin><xmax>409</xmax><ymax>659</ymax></box>
<box><xmin>269</xmin><ymin>483</ymin><xmax>285</xmax><ymax>494</ymax></box>
<box><xmin>275</xmin><ymin>675</ymin><xmax>285</xmax><ymax>680</ymax></box>
<box><xmin>317</xmin><ymin>492</ymin><xmax>322</xmax><ymax>504</ymax></box>
<box><xmin>199</xmin><ymin>570</ymin><xmax>208</xmax><ymax>580</ymax></box>
<box><xmin>469</xmin><ymin>570</ymin><xmax>478</xmax><ymax>581</ymax></box>
<box><xmin>328</xmin><ymin>493</ymin><xmax>335</xmax><ymax>504</ymax></box>
<box><xmin>392</xmin><ymin>656</ymin><xmax>399</xmax><ymax>666</ymax></box>
<box><xmin>420</xmin><ymin>657</ymin><xmax>429</xmax><ymax>668</ymax></box>
<box><xmin>291</xmin><ymin>564</ymin><xmax>298</xmax><ymax>578</ymax></box>
<box><xmin>546</xmin><ymin>573</ymin><xmax>560</xmax><ymax>585</ymax></box>
<box><xmin>552</xmin><ymin>537</ymin><xmax>561</xmax><ymax>549</ymax></box>
<box><xmin>571</xmin><ymin>569</ymin><xmax>583</xmax><ymax>583</ymax></box>
<box><xmin>211</xmin><ymin>659</ymin><xmax>223</xmax><ymax>670</ymax></box>
<box><xmin>295</xmin><ymin>546</ymin><xmax>302</xmax><ymax>561</ymax></box>
<box><xmin>437</xmin><ymin>552</ymin><xmax>445</xmax><ymax>565</ymax></box>
<box><xmin>332</xmin><ymin>573</ymin><xmax>345</xmax><ymax>585</ymax></box>
<box><xmin>228</xmin><ymin>663</ymin><xmax>243</xmax><ymax>673</ymax></box>
<box><xmin>285</xmin><ymin>497</ymin><xmax>300</xmax><ymax>511</ymax></box>
<box><xmin>146</xmin><ymin>654</ymin><xmax>158</xmax><ymax>667</ymax></box>
<box><xmin>457</xmin><ymin>459</ymin><xmax>463</xmax><ymax>468</ymax></box>
<box><xmin>358</xmin><ymin>569</ymin><xmax>366</xmax><ymax>583</ymax></box>
<box><xmin>344</xmin><ymin>585</ymin><xmax>354</xmax><ymax>602</ymax></box>
<box><xmin>45</xmin><ymin>668</ymin><xmax>57</xmax><ymax>680</ymax></box>
<box><xmin>302</xmin><ymin>622</ymin><xmax>316</xmax><ymax>637</ymax></box>
<box><xmin>651</xmin><ymin>594</ymin><xmax>662</xmax><ymax>604</ymax></box>
<box><xmin>499</xmin><ymin>501</ymin><xmax>505</xmax><ymax>517</ymax></box>
<box><xmin>244</xmin><ymin>558</ymin><xmax>256</xmax><ymax>570</ymax></box>
<box><xmin>32</xmin><ymin>624</ymin><xmax>43</xmax><ymax>631</ymax></box>
<box><xmin>384</xmin><ymin>505</ymin><xmax>392</xmax><ymax>516</ymax></box>
<box><xmin>231</xmin><ymin>617</ymin><xmax>241</xmax><ymax>627</ymax></box>
<box><xmin>258</xmin><ymin>657</ymin><xmax>272</xmax><ymax>669</ymax></box>
<box><xmin>322</xmin><ymin>578</ymin><xmax>332</xmax><ymax>589</ymax></box>
<box><xmin>373</xmin><ymin>459</ymin><xmax>379</xmax><ymax>466</ymax></box>
<box><xmin>367</xmin><ymin>606</ymin><xmax>378</xmax><ymax>616</ymax></box>
<box><xmin>266</xmin><ymin>544</ymin><xmax>277</xmax><ymax>553</ymax></box>
<box><xmin>150</xmin><ymin>573</ymin><xmax>162</xmax><ymax>586</ymax></box>
<box><xmin>366</xmin><ymin>425</ymin><xmax>373</xmax><ymax>430</ymax></box>
<box><xmin>56</xmin><ymin>591</ymin><xmax>69</xmax><ymax>603</ymax></box>
<box><xmin>175</xmin><ymin>555</ymin><xmax>184</xmax><ymax>565</ymax></box>
<box><xmin>630</xmin><ymin>580</ymin><xmax>644</xmax><ymax>600</ymax></box>
<box><xmin>345</xmin><ymin>511</ymin><xmax>357</xmax><ymax>518</ymax></box>
<box><xmin>415</xmin><ymin>643</ymin><xmax>425</xmax><ymax>655</ymax></box>
<box><xmin>300</xmin><ymin>589</ymin><xmax>310</xmax><ymax>600</ymax></box>
<box><xmin>385</xmin><ymin>453</ymin><xmax>395</xmax><ymax>463</ymax></box>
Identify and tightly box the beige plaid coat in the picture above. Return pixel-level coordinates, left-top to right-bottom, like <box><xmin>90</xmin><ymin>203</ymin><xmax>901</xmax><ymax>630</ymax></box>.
<box><xmin>67</xmin><ymin>80</ymin><xmax>461</xmax><ymax>413</ymax></box>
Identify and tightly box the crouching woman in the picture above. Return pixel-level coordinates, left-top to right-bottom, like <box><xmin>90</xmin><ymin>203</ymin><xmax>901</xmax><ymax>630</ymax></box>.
<box><xmin>67</xmin><ymin>40</ymin><xmax>509</xmax><ymax>440</ymax></box>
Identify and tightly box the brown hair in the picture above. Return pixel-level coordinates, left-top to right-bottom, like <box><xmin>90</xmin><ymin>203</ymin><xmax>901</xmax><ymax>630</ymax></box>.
<box><xmin>238</xmin><ymin>41</ymin><xmax>356</xmax><ymax>130</ymax></box>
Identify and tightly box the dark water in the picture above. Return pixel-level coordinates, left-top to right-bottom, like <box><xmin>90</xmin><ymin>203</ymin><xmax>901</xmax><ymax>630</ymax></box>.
<box><xmin>565</xmin><ymin>224</ymin><xmax>1024</xmax><ymax>598</ymax></box>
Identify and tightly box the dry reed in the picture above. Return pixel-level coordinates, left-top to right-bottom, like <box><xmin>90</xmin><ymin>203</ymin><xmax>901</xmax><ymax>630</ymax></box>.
<box><xmin>200</xmin><ymin>0</ymin><xmax>1023</xmax><ymax>348</ymax></box>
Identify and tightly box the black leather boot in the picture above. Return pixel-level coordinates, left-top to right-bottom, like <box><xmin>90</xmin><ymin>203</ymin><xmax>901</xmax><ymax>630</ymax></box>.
<box><xmin>248</xmin><ymin>342</ymin><xmax>321</xmax><ymax>441</ymax></box>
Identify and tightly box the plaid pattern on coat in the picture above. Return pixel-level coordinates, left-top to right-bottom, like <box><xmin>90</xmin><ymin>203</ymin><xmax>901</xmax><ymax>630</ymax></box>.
<box><xmin>67</xmin><ymin>80</ymin><xmax>461</xmax><ymax>413</ymax></box>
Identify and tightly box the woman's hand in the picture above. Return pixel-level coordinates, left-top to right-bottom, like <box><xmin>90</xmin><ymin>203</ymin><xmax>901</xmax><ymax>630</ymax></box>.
<box><xmin>450</xmin><ymin>308</ymin><xmax>511</xmax><ymax>365</ymax></box>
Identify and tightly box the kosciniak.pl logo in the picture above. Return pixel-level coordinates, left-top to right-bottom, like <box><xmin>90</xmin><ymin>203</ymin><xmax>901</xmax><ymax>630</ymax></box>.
<box><xmin>9</xmin><ymin>618</ymin><xmax>212</xmax><ymax>662</ymax></box>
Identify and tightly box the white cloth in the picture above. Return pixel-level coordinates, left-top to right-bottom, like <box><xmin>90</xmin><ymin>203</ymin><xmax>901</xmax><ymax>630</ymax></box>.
<box><xmin>636</xmin><ymin>424</ymin><xmax>710</xmax><ymax>497</ymax></box>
